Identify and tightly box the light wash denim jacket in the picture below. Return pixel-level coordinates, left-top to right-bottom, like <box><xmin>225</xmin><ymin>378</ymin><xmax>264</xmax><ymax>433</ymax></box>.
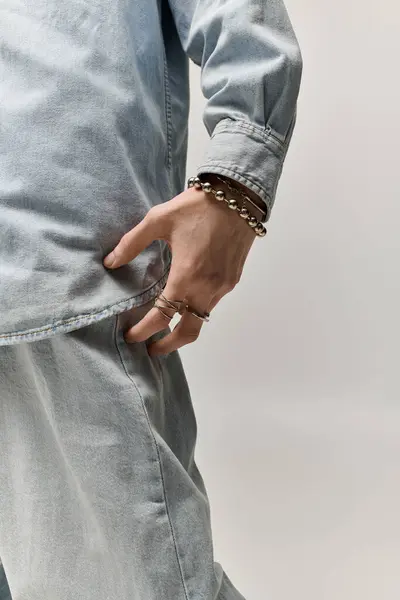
<box><xmin>0</xmin><ymin>0</ymin><xmax>302</xmax><ymax>345</ymax></box>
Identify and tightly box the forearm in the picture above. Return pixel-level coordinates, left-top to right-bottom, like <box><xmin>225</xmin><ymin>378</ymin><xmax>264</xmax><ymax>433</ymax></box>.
<box><xmin>169</xmin><ymin>0</ymin><xmax>302</xmax><ymax>218</ymax></box>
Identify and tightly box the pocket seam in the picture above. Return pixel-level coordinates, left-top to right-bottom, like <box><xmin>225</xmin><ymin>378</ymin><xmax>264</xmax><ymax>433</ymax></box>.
<box><xmin>113</xmin><ymin>314</ymin><xmax>189</xmax><ymax>600</ymax></box>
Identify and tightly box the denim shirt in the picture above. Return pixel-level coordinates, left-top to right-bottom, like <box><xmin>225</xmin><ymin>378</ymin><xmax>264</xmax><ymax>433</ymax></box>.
<box><xmin>0</xmin><ymin>0</ymin><xmax>302</xmax><ymax>345</ymax></box>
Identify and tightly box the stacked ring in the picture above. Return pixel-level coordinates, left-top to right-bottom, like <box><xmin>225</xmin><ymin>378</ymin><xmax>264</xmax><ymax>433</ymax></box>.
<box><xmin>158</xmin><ymin>293</ymin><xmax>186</xmax><ymax>314</ymax></box>
<box><xmin>154</xmin><ymin>293</ymin><xmax>185</xmax><ymax>321</ymax></box>
<box><xmin>154</xmin><ymin>293</ymin><xmax>210</xmax><ymax>323</ymax></box>
<box><xmin>185</xmin><ymin>305</ymin><xmax>210</xmax><ymax>322</ymax></box>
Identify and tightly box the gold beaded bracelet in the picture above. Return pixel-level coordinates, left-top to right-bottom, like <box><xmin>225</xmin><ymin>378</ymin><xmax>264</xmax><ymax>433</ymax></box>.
<box><xmin>187</xmin><ymin>176</ymin><xmax>267</xmax><ymax>238</ymax></box>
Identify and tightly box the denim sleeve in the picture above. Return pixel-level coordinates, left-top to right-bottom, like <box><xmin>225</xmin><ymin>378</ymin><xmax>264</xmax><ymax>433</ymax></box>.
<box><xmin>167</xmin><ymin>0</ymin><xmax>303</xmax><ymax>219</ymax></box>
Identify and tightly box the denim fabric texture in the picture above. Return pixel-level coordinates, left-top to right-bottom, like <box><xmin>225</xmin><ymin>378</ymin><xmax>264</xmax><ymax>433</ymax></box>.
<box><xmin>0</xmin><ymin>0</ymin><xmax>302</xmax><ymax>345</ymax></box>
<box><xmin>0</xmin><ymin>300</ymin><xmax>246</xmax><ymax>600</ymax></box>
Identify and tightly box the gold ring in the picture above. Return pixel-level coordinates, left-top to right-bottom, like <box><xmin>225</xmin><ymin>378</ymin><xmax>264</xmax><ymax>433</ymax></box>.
<box><xmin>185</xmin><ymin>305</ymin><xmax>210</xmax><ymax>322</ymax></box>
<box><xmin>154</xmin><ymin>303</ymin><xmax>173</xmax><ymax>321</ymax></box>
<box><xmin>157</xmin><ymin>293</ymin><xmax>186</xmax><ymax>314</ymax></box>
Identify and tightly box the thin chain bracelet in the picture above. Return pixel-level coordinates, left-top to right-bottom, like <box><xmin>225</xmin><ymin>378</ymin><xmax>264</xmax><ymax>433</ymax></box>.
<box><xmin>213</xmin><ymin>174</ymin><xmax>268</xmax><ymax>223</ymax></box>
<box><xmin>187</xmin><ymin>176</ymin><xmax>267</xmax><ymax>238</ymax></box>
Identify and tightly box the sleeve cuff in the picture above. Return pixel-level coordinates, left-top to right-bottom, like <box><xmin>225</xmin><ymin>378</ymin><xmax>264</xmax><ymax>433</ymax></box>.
<box><xmin>196</xmin><ymin>118</ymin><xmax>290</xmax><ymax>221</ymax></box>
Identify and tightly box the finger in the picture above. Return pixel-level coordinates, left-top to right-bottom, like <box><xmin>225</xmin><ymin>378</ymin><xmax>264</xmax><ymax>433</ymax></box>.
<box><xmin>103</xmin><ymin>209</ymin><xmax>161</xmax><ymax>269</ymax></box>
<box><xmin>207</xmin><ymin>279</ymin><xmax>235</xmax><ymax>312</ymax></box>
<box><xmin>147</xmin><ymin>298</ymin><xmax>212</xmax><ymax>356</ymax></box>
<box><xmin>124</xmin><ymin>273</ymin><xmax>187</xmax><ymax>343</ymax></box>
<box><xmin>124</xmin><ymin>305</ymin><xmax>171</xmax><ymax>344</ymax></box>
<box><xmin>208</xmin><ymin>292</ymin><xmax>222</xmax><ymax>312</ymax></box>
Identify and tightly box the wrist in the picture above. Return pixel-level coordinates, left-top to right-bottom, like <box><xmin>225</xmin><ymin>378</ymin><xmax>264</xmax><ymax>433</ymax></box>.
<box><xmin>187</xmin><ymin>175</ymin><xmax>267</xmax><ymax>238</ymax></box>
<box><xmin>202</xmin><ymin>174</ymin><xmax>267</xmax><ymax>216</ymax></box>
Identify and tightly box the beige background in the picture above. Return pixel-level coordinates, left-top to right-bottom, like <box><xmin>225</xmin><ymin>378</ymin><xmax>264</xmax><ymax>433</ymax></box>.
<box><xmin>182</xmin><ymin>1</ymin><xmax>400</xmax><ymax>598</ymax></box>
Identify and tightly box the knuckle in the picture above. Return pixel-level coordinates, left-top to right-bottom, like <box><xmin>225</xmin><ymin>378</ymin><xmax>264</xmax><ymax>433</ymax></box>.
<box><xmin>204</xmin><ymin>270</ymin><xmax>237</xmax><ymax>293</ymax></box>
<box><xmin>145</xmin><ymin>208</ymin><xmax>157</xmax><ymax>227</ymax></box>
<box><xmin>229</xmin><ymin>272</ymin><xmax>241</xmax><ymax>287</ymax></box>
<box><xmin>221</xmin><ymin>278</ymin><xmax>237</xmax><ymax>293</ymax></box>
<box><xmin>145</xmin><ymin>206</ymin><xmax>163</xmax><ymax>231</ymax></box>
<box><xmin>147</xmin><ymin>204</ymin><xmax>170</xmax><ymax>238</ymax></box>
<box><xmin>147</xmin><ymin>204</ymin><xmax>162</xmax><ymax>220</ymax></box>
<box><xmin>222</xmin><ymin>282</ymin><xmax>234</xmax><ymax>294</ymax></box>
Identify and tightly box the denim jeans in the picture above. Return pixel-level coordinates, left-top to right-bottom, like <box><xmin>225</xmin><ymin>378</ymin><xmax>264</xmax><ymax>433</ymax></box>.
<box><xmin>0</xmin><ymin>300</ymin><xmax>245</xmax><ymax>600</ymax></box>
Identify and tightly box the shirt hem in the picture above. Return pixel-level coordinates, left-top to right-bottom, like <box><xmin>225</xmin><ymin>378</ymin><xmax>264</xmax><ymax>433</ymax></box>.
<box><xmin>0</xmin><ymin>265</ymin><xmax>171</xmax><ymax>346</ymax></box>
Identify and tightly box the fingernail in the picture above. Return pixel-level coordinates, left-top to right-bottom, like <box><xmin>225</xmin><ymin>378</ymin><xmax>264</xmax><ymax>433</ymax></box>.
<box><xmin>103</xmin><ymin>252</ymin><xmax>115</xmax><ymax>268</ymax></box>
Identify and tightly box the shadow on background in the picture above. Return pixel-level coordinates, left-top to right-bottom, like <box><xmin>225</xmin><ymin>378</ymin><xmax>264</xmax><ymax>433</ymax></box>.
<box><xmin>0</xmin><ymin>563</ymin><xmax>11</xmax><ymax>600</ymax></box>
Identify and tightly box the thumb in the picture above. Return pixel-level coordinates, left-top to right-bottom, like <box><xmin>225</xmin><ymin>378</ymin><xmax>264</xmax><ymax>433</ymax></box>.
<box><xmin>103</xmin><ymin>209</ymin><xmax>161</xmax><ymax>269</ymax></box>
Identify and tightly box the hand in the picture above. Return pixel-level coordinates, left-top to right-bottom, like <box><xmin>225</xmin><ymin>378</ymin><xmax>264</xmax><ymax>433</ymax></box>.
<box><xmin>103</xmin><ymin>183</ymin><xmax>257</xmax><ymax>356</ymax></box>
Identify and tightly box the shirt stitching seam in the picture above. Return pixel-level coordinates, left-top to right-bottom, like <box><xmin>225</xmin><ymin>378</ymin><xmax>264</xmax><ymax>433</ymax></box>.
<box><xmin>0</xmin><ymin>263</ymin><xmax>171</xmax><ymax>340</ymax></box>
<box><xmin>197</xmin><ymin>162</ymin><xmax>273</xmax><ymax>209</ymax></box>
<box><xmin>162</xmin><ymin>50</ymin><xmax>173</xmax><ymax>170</ymax></box>
<box><xmin>211</xmin><ymin>117</ymin><xmax>286</xmax><ymax>152</ymax></box>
